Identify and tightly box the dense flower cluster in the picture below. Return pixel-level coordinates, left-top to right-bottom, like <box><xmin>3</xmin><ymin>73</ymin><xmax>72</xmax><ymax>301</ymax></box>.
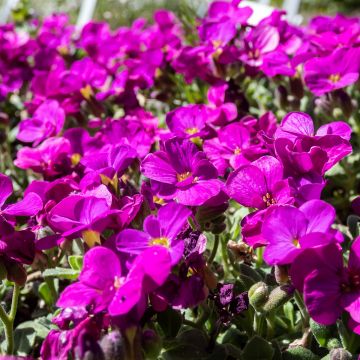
<box><xmin>0</xmin><ymin>0</ymin><xmax>360</xmax><ymax>359</ymax></box>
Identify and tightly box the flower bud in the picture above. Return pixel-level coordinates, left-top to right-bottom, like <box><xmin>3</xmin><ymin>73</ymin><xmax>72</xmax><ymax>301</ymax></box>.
<box><xmin>310</xmin><ymin>319</ymin><xmax>336</xmax><ymax>348</ymax></box>
<box><xmin>326</xmin><ymin>338</ymin><xmax>342</xmax><ymax>350</ymax></box>
<box><xmin>275</xmin><ymin>85</ymin><xmax>288</xmax><ymax>109</ymax></box>
<box><xmin>6</xmin><ymin>261</ymin><xmax>27</xmax><ymax>286</ymax></box>
<box><xmin>290</xmin><ymin>76</ymin><xmax>304</xmax><ymax>99</ymax></box>
<box><xmin>142</xmin><ymin>329</ymin><xmax>162</xmax><ymax>360</ymax></box>
<box><xmin>274</xmin><ymin>265</ymin><xmax>289</xmax><ymax>285</ymax></box>
<box><xmin>0</xmin><ymin>260</ymin><xmax>7</xmax><ymax>281</ymax></box>
<box><xmin>99</xmin><ymin>330</ymin><xmax>125</xmax><ymax>360</ymax></box>
<box><xmin>330</xmin><ymin>348</ymin><xmax>352</xmax><ymax>360</ymax></box>
<box><xmin>248</xmin><ymin>282</ymin><xmax>269</xmax><ymax>311</ymax></box>
<box><xmin>262</xmin><ymin>285</ymin><xmax>294</xmax><ymax>314</ymax></box>
<box><xmin>283</xmin><ymin>346</ymin><xmax>320</xmax><ymax>360</ymax></box>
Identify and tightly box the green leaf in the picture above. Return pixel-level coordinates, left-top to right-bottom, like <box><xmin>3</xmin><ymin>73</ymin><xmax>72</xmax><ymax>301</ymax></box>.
<box><xmin>68</xmin><ymin>255</ymin><xmax>83</xmax><ymax>271</ymax></box>
<box><xmin>310</xmin><ymin>319</ymin><xmax>336</xmax><ymax>347</ymax></box>
<box><xmin>242</xmin><ymin>336</ymin><xmax>274</xmax><ymax>360</ymax></box>
<box><xmin>14</xmin><ymin>325</ymin><xmax>36</xmax><ymax>356</ymax></box>
<box><xmin>42</xmin><ymin>267</ymin><xmax>79</xmax><ymax>280</ymax></box>
<box><xmin>282</xmin><ymin>346</ymin><xmax>320</xmax><ymax>360</ymax></box>
<box><xmin>38</xmin><ymin>282</ymin><xmax>54</xmax><ymax>307</ymax></box>
<box><xmin>157</xmin><ymin>308</ymin><xmax>182</xmax><ymax>338</ymax></box>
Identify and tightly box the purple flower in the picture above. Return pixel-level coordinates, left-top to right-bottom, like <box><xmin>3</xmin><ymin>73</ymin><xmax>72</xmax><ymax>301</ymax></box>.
<box><xmin>17</xmin><ymin>100</ymin><xmax>65</xmax><ymax>145</ymax></box>
<box><xmin>0</xmin><ymin>173</ymin><xmax>42</xmax><ymax>218</ymax></box>
<box><xmin>274</xmin><ymin>112</ymin><xmax>352</xmax><ymax>176</ymax></box>
<box><xmin>166</xmin><ymin>104</ymin><xmax>215</xmax><ymax>139</ymax></box>
<box><xmin>204</xmin><ymin>122</ymin><xmax>252</xmax><ymax>177</ymax></box>
<box><xmin>80</xmin><ymin>144</ymin><xmax>137</xmax><ymax>179</ymax></box>
<box><xmin>304</xmin><ymin>47</ymin><xmax>360</xmax><ymax>96</ymax></box>
<box><xmin>116</xmin><ymin>201</ymin><xmax>191</xmax><ymax>265</ymax></box>
<box><xmin>226</xmin><ymin>155</ymin><xmax>293</xmax><ymax>209</ymax></box>
<box><xmin>141</xmin><ymin>138</ymin><xmax>223</xmax><ymax>206</ymax></box>
<box><xmin>207</xmin><ymin>83</ymin><xmax>237</xmax><ymax>126</ymax></box>
<box><xmin>240</xmin><ymin>24</ymin><xmax>280</xmax><ymax>67</ymax></box>
<box><xmin>57</xmin><ymin>246</ymin><xmax>171</xmax><ymax>317</ymax></box>
<box><xmin>15</xmin><ymin>137</ymin><xmax>72</xmax><ymax>178</ymax></box>
<box><xmin>262</xmin><ymin>200</ymin><xmax>338</xmax><ymax>265</ymax></box>
<box><xmin>290</xmin><ymin>238</ymin><xmax>360</xmax><ymax>329</ymax></box>
<box><xmin>198</xmin><ymin>0</ymin><xmax>252</xmax><ymax>47</ymax></box>
<box><xmin>47</xmin><ymin>188</ymin><xmax>142</xmax><ymax>246</ymax></box>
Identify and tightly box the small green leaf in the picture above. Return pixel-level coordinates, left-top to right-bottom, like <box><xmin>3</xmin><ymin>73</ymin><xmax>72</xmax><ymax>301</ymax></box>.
<box><xmin>157</xmin><ymin>308</ymin><xmax>182</xmax><ymax>338</ymax></box>
<box><xmin>43</xmin><ymin>267</ymin><xmax>79</xmax><ymax>280</ymax></box>
<box><xmin>282</xmin><ymin>346</ymin><xmax>320</xmax><ymax>360</ymax></box>
<box><xmin>68</xmin><ymin>255</ymin><xmax>83</xmax><ymax>271</ymax></box>
<box><xmin>242</xmin><ymin>336</ymin><xmax>274</xmax><ymax>360</ymax></box>
<box><xmin>14</xmin><ymin>325</ymin><xmax>36</xmax><ymax>356</ymax></box>
<box><xmin>38</xmin><ymin>282</ymin><xmax>54</xmax><ymax>307</ymax></box>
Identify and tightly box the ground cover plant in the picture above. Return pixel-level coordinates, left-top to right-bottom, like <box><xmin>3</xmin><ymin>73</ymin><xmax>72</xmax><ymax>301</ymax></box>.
<box><xmin>1</xmin><ymin>0</ymin><xmax>360</xmax><ymax>359</ymax></box>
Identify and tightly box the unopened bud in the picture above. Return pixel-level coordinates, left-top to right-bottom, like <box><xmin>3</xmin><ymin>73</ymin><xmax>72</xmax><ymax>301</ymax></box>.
<box><xmin>283</xmin><ymin>346</ymin><xmax>320</xmax><ymax>360</ymax></box>
<box><xmin>274</xmin><ymin>265</ymin><xmax>289</xmax><ymax>285</ymax></box>
<box><xmin>248</xmin><ymin>282</ymin><xmax>269</xmax><ymax>311</ymax></box>
<box><xmin>262</xmin><ymin>285</ymin><xmax>294</xmax><ymax>314</ymax></box>
<box><xmin>326</xmin><ymin>338</ymin><xmax>342</xmax><ymax>350</ymax></box>
<box><xmin>330</xmin><ymin>348</ymin><xmax>352</xmax><ymax>360</ymax></box>
<box><xmin>289</xmin><ymin>76</ymin><xmax>304</xmax><ymax>99</ymax></box>
<box><xmin>142</xmin><ymin>329</ymin><xmax>162</xmax><ymax>360</ymax></box>
<box><xmin>99</xmin><ymin>330</ymin><xmax>125</xmax><ymax>360</ymax></box>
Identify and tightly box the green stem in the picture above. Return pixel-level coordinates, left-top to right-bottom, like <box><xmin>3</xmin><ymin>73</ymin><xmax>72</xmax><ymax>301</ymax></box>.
<box><xmin>0</xmin><ymin>283</ymin><xmax>20</xmax><ymax>355</ymax></box>
<box><xmin>294</xmin><ymin>290</ymin><xmax>309</xmax><ymax>327</ymax></box>
<box><xmin>220</xmin><ymin>237</ymin><xmax>230</xmax><ymax>277</ymax></box>
<box><xmin>208</xmin><ymin>235</ymin><xmax>220</xmax><ymax>264</ymax></box>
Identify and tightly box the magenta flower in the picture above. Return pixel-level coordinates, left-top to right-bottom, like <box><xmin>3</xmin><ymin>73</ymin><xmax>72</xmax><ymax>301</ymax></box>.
<box><xmin>0</xmin><ymin>173</ymin><xmax>42</xmax><ymax>217</ymax></box>
<box><xmin>17</xmin><ymin>100</ymin><xmax>65</xmax><ymax>145</ymax></box>
<box><xmin>141</xmin><ymin>138</ymin><xmax>223</xmax><ymax>206</ymax></box>
<box><xmin>290</xmin><ymin>238</ymin><xmax>360</xmax><ymax>329</ymax></box>
<box><xmin>240</xmin><ymin>24</ymin><xmax>280</xmax><ymax>67</ymax></box>
<box><xmin>116</xmin><ymin>202</ymin><xmax>191</xmax><ymax>265</ymax></box>
<box><xmin>207</xmin><ymin>83</ymin><xmax>237</xmax><ymax>126</ymax></box>
<box><xmin>274</xmin><ymin>112</ymin><xmax>352</xmax><ymax>176</ymax></box>
<box><xmin>262</xmin><ymin>200</ymin><xmax>338</xmax><ymax>265</ymax></box>
<box><xmin>15</xmin><ymin>137</ymin><xmax>72</xmax><ymax>178</ymax></box>
<box><xmin>204</xmin><ymin>122</ymin><xmax>252</xmax><ymax>176</ymax></box>
<box><xmin>80</xmin><ymin>144</ymin><xmax>137</xmax><ymax>179</ymax></box>
<box><xmin>57</xmin><ymin>246</ymin><xmax>171</xmax><ymax>316</ymax></box>
<box><xmin>304</xmin><ymin>47</ymin><xmax>360</xmax><ymax>96</ymax></box>
<box><xmin>166</xmin><ymin>104</ymin><xmax>214</xmax><ymax>140</ymax></box>
<box><xmin>47</xmin><ymin>189</ymin><xmax>142</xmax><ymax>245</ymax></box>
<box><xmin>226</xmin><ymin>155</ymin><xmax>293</xmax><ymax>209</ymax></box>
<box><xmin>198</xmin><ymin>0</ymin><xmax>252</xmax><ymax>47</ymax></box>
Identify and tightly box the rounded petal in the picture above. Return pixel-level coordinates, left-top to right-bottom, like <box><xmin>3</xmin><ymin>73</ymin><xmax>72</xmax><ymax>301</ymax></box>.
<box><xmin>226</xmin><ymin>165</ymin><xmax>266</xmax><ymax>208</ymax></box>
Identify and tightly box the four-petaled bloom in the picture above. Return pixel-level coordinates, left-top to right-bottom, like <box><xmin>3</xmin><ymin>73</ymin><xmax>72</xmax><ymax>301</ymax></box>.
<box><xmin>226</xmin><ymin>155</ymin><xmax>293</xmax><ymax>209</ymax></box>
<box><xmin>57</xmin><ymin>246</ymin><xmax>171</xmax><ymax>317</ymax></box>
<box><xmin>141</xmin><ymin>138</ymin><xmax>223</xmax><ymax>206</ymax></box>
<box><xmin>290</xmin><ymin>238</ymin><xmax>360</xmax><ymax>332</ymax></box>
<box><xmin>116</xmin><ymin>201</ymin><xmax>191</xmax><ymax>265</ymax></box>
<box><xmin>262</xmin><ymin>199</ymin><xmax>339</xmax><ymax>265</ymax></box>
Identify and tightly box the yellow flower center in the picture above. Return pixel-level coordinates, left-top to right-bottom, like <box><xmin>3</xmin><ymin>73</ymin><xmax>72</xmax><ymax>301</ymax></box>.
<box><xmin>248</xmin><ymin>49</ymin><xmax>260</xmax><ymax>59</ymax></box>
<box><xmin>82</xmin><ymin>230</ymin><xmax>101</xmax><ymax>248</ymax></box>
<box><xmin>262</xmin><ymin>193</ymin><xmax>276</xmax><ymax>207</ymax></box>
<box><xmin>149</xmin><ymin>237</ymin><xmax>169</xmax><ymax>247</ymax></box>
<box><xmin>329</xmin><ymin>73</ymin><xmax>341</xmax><ymax>83</ymax></box>
<box><xmin>71</xmin><ymin>153</ymin><xmax>81</xmax><ymax>166</ymax></box>
<box><xmin>234</xmin><ymin>147</ymin><xmax>241</xmax><ymax>155</ymax></box>
<box><xmin>177</xmin><ymin>171</ymin><xmax>192</xmax><ymax>182</ymax></box>
<box><xmin>114</xmin><ymin>276</ymin><xmax>123</xmax><ymax>289</ymax></box>
<box><xmin>292</xmin><ymin>238</ymin><xmax>300</xmax><ymax>248</ymax></box>
<box><xmin>186</xmin><ymin>127</ymin><xmax>199</xmax><ymax>135</ymax></box>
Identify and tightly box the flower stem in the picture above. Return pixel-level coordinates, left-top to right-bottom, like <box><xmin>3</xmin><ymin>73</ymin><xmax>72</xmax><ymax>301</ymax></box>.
<box><xmin>208</xmin><ymin>234</ymin><xmax>220</xmax><ymax>264</ymax></box>
<box><xmin>294</xmin><ymin>290</ymin><xmax>309</xmax><ymax>327</ymax></box>
<box><xmin>0</xmin><ymin>283</ymin><xmax>20</xmax><ymax>355</ymax></box>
